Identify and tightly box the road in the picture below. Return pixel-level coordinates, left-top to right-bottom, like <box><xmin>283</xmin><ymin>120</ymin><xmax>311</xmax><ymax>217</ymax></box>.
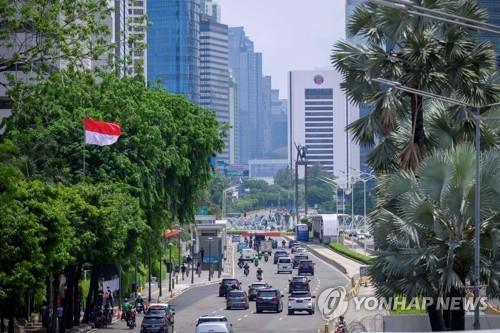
<box><xmin>99</xmin><ymin>238</ymin><xmax>348</xmax><ymax>333</ymax></box>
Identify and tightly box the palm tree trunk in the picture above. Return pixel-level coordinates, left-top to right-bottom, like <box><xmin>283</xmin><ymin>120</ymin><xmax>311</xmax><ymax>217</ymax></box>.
<box><xmin>427</xmin><ymin>300</ymin><xmax>446</xmax><ymax>331</ymax></box>
<box><xmin>413</xmin><ymin>94</ymin><xmax>426</xmax><ymax>156</ymax></box>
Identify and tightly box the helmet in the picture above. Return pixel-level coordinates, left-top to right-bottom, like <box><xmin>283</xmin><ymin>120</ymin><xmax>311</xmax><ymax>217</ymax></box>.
<box><xmin>124</xmin><ymin>298</ymin><xmax>128</xmax><ymax>302</ymax></box>
<box><xmin>137</xmin><ymin>293</ymin><xmax>141</xmax><ymax>297</ymax></box>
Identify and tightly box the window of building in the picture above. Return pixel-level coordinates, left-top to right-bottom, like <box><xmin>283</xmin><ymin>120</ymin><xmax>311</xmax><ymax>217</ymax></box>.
<box><xmin>305</xmin><ymin>89</ymin><xmax>333</xmax><ymax>100</ymax></box>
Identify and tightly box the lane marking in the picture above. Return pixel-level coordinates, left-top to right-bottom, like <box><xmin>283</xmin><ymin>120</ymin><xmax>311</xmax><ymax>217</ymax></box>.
<box><xmin>237</xmin><ymin>318</ymin><xmax>242</xmax><ymax>321</ymax></box>
<box><xmin>243</xmin><ymin>314</ymin><xmax>248</xmax><ymax>318</ymax></box>
<box><xmin>279</xmin><ymin>317</ymin><xmax>283</xmax><ymax>321</ymax></box>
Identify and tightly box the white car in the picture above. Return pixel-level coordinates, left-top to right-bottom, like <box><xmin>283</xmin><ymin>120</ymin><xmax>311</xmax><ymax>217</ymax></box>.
<box><xmin>288</xmin><ymin>290</ymin><xmax>315</xmax><ymax>315</ymax></box>
<box><xmin>295</xmin><ymin>247</ymin><xmax>307</xmax><ymax>254</ymax></box>
<box><xmin>277</xmin><ymin>256</ymin><xmax>293</xmax><ymax>274</ymax></box>
<box><xmin>195</xmin><ymin>315</ymin><xmax>233</xmax><ymax>333</ymax></box>
<box><xmin>241</xmin><ymin>248</ymin><xmax>255</xmax><ymax>261</ymax></box>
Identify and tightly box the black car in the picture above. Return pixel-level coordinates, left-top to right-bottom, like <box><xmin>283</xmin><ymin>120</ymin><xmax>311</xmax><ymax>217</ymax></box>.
<box><xmin>140</xmin><ymin>314</ymin><xmax>173</xmax><ymax>333</ymax></box>
<box><xmin>298</xmin><ymin>260</ymin><xmax>314</xmax><ymax>276</ymax></box>
<box><xmin>248</xmin><ymin>281</ymin><xmax>270</xmax><ymax>301</ymax></box>
<box><xmin>293</xmin><ymin>254</ymin><xmax>308</xmax><ymax>268</ymax></box>
<box><xmin>256</xmin><ymin>288</ymin><xmax>283</xmax><ymax>313</ymax></box>
<box><xmin>219</xmin><ymin>278</ymin><xmax>240</xmax><ymax>297</ymax></box>
<box><xmin>273</xmin><ymin>250</ymin><xmax>288</xmax><ymax>264</ymax></box>
<box><xmin>289</xmin><ymin>240</ymin><xmax>299</xmax><ymax>249</ymax></box>
<box><xmin>288</xmin><ymin>276</ymin><xmax>310</xmax><ymax>290</ymax></box>
<box><xmin>289</xmin><ymin>280</ymin><xmax>310</xmax><ymax>293</ymax></box>
<box><xmin>145</xmin><ymin>304</ymin><xmax>175</xmax><ymax>325</ymax></box>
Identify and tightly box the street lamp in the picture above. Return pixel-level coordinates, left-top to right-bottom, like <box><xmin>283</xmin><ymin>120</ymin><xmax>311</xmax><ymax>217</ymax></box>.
<box><xmin>207</xmin><ymin>237</ymin><xmax>213</xmax><ymax>281</ymax></box>
<box><xmin>373</xmin><ymin>77</ymin><xmax>500</xmax><ymax>330</ymax></box>
<box><xmin>167</xmin><ymin>242</ymin><xmax>173</xmax><ymax>292</ymax></box>
<box><xmin>349</xmin><ymin>167</ymin><xmax>377</xmax><ymax>225</ymax></box>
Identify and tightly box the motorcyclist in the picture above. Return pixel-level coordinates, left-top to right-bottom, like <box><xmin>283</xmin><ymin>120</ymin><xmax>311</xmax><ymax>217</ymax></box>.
<box><xmin>238</xmin><ymin>255</ymin><xmax>244</xmax><ymax>268</ymax></box>
<box><xmin>336</xmin><ymin>316</ymin><xmax>346</xmax><ymax>333</ymax></box>
<box><xmin>253</xmin><ymin>256</ymin><xmax>259</xmax><ymax>266</ymax></box>
<box><xmin>282</xmin><ymin>239</ymin><xmax>286</xmax><ymax>248</ymax></box>
<box><xmin>134</xmin><ymin>294</ymin><xmax>144</xmax><ymax>309</ymax></box>
<box><xmin>243</xmin><ymin>263</ymin><xmax>250</xmax><ymax>276</ymax></box>
<box><xmin>256</xmin><ymin>267</ymin><xmax>263</xmax><ymax>280</ymax></box>
<box><xmin>122</xmin><ymin>298</ymin><xmax>133</xmax><ymax>321</ymax></box>
<box><xmin>264</xmin><ymin>252</ymin><xmax>269</xmax><ymax>262</ymax></box>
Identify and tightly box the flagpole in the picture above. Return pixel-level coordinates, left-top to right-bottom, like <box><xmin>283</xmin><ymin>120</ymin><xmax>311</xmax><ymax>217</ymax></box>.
<box><xmin>83</xmin><ymin>118</ymin><xmax>86</xmax><ymax>178</ymax></box>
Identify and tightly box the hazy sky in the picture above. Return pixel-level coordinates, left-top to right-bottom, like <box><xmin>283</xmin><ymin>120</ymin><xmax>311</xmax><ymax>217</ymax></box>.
<box><xmin>217</xmin><ymin>0</ymin><xmax>346</xmax><ymax>99</ymax></box>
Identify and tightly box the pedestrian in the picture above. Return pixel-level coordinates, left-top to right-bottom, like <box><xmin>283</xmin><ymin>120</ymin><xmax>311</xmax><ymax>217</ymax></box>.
<box><xmin>40</xmin><ymin>301</ymin><xmax>49</xmax><ymax>328</ymax></box>
<box><xmin>106</xmin><ymin>286</ymin><xmax>114</xmax><ymax>306</ymax></box>
<box><xmin>200</xmin><ymin>247</ymin><xmax>205</xmax><ymax>263</ymax></box>
<box><xmin>181</xmin><ymin>263</ymin><xmax>186</xmax><ymax>280</ymax></box>
<box><xmin>56</xmin><ymin>303</ymin><xmax>64</xmax><ymax>333</ymax></box>
<box><xmin>197</xmin><ymin>261</ymin><xmax>201</xmax><ymax>277</ymax></box>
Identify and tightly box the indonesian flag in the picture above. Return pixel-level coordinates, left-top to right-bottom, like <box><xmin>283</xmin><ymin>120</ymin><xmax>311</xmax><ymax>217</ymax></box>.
<box><xmin>84</xmin><ymin>118</ymin><xmax>121</xmax><ymax>146</ymax></box>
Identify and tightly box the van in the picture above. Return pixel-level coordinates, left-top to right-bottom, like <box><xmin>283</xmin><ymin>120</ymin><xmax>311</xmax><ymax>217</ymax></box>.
<box><xmin>241</xmin><ymin>248</ymin><xmax>255</xmax><ymax>261</ymax></box>
<box><xmin>277</xmin><ymin>256</ymin><xmax>293</xmax><ymax>274</ymax></box>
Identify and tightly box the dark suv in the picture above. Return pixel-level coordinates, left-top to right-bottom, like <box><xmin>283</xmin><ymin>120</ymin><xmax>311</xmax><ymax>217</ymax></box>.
<box><xmin>289</xmin><ymin>280</ymin><xmax>310</xmax><ymax>293</ymax></box>
<box><xmin>298</xmin><ymin>260</ymin><xmax>314</xmax><ymax>276</ymax></box>
<box><xmin>256</xmin><ymin>288</ymin><xmax>283</xmax><ymax>313</ymax></box>
<box><xmin>219</xmin><ymin>278</ymin><xmax>240</xmax><ymax>297</ymax></box>
<box><xmin>248</xmin><ymin>281</ymin><xmax>270</xmax><ymax>301</ymax></box>
<box><xmin>140</xmin><ymin>314</ymin><xmax>173</xmax><ymax>333</ymax></box>
<box><xmin>293</xmin><ymin>254</ymin><xmax>308</xmax><ymax>268</ymax></box>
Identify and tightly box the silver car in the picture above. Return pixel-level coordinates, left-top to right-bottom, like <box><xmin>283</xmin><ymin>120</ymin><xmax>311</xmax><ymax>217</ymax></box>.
<box><xmin>287</xmin><ymin>290</ymin><xmax>315</xmax><ymax>315</ymax></box>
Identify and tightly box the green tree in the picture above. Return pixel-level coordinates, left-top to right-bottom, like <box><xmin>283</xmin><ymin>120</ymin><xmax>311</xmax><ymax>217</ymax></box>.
<box><xmin>0</xmin><ymin>0</ymin><xmax>114</xmax><ymax>79</ymax></box>
<box><xmin>370</xmin><ymin>144</ymin><xmax>500</xmax><ymax>330</ymax></box>
<box><xmin>331</xmin><ymin>0</ymin><xmax>500</xmax><ymax>171</ymax></box>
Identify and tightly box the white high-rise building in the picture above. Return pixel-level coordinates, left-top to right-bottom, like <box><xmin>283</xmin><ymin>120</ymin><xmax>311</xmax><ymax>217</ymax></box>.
<box><xmin>288</xmin><ymin>70</ymin><xmax>359</xmax><ymax>182</ymax></box>
<box><xmin>128</xmin><ymin>0</ymin><xmax>147</xmax><ymax>78</ymax></box>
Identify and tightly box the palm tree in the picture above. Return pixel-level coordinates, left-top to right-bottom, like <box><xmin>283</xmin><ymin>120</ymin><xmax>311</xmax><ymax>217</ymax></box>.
<box><xmin>331</xmin><ymin>0</ymin><xmax>500</xmax><ymax>172</ymax></box>
<box><xmin>370</xmin><ymin>144</ymin><xmax>500</xmax><ymax>330</ymax></box>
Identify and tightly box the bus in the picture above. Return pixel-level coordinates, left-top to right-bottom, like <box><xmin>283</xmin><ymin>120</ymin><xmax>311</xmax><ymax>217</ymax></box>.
<box><xmin>295</xmin><ymin>223</ymin><xmax>309</xmax><ymax>241</ymax></box>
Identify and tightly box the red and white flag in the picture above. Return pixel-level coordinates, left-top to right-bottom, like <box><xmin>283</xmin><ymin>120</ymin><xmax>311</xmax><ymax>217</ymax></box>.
<box><xmin>84</xmin><ymin>118</ymin><xmax>121</xmax><ymax>146</ymax></box>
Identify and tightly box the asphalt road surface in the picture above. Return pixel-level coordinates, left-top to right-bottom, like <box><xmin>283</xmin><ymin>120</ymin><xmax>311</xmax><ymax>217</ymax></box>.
<box><xmin>98</xmin><ymin>239</ymin><xmax>348</xmax><ymax>333</ymax></box>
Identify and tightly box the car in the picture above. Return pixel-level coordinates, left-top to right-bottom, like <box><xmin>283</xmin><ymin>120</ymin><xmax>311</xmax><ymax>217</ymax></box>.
<box><xmin>195</xmin><ymin>315</ymin><xmax>229</xmax><ymax>327</ymax></box>
<box><xmin>237</xmin><ymin>242</ymin><xmax>248</xmax><ymax>252</ymax></box>
<box><xmin>195</xmin><ymin>322</ymin><xmax>233</xmax><ymax>333</ymax></box>
<box><xmin>288</xmin><ymin>276</ymin><xmax>310</xmax><ymax>290</ymax></box>
<box><xmin>291</xmin><ymin>245</ymin><xmax>303</xmax><ymax>254</ymax></box>
<box><xmin>277</xmin><ymin>256</ymin><xmax>293</xmax><ymax>274</ymax></box>
<box><xmin>241</xmin><ymin>248</ymin><xmax>255</xmax><ymax>261</ymax></box>
<box><xmin>226</xmin><ymin>290</ymin><xmax>249</xmax><ymax>310</ymax></box>
<box><xmin>293</xmin><ymin>254</ymin><xmax>309</xmax><ymax>268</ymax></box>
<box><xmin>288</xmin><ymin>280</ymin><xmax>310</xmax><ymax>293</ymax></box>
<box><xmin>298</xmin><ymin>260</ymin><xmax>315</xmax><ymax>276</ymax></box>
<box><xmin>288</xmin><ymin>290</ymin><xmax>315</xmax><ymax>315</ymax></box>
<box><xmin>289</xmin><ymin>240</ymin><xmax>299</xmax><ymax>249</ymax></box>
<box><xmin>232</xmin><ymin>235</ymin><xmax>241</xmax><ymax>243</ymax></box>
<box><xmin>145</xmin><ymin>303</ymin><xmax>175</xmax><ymax>327</ymax></box>
<box><xmin>219</xmin><ymin>278</ymin><xmax>240</xmax><ymax>297</ymax></box>
<box><xmin>256</xmin><ymin>288</ymin><xmax>283</xmax><ymax>313</ymax></box>
<box><xmin>295</xmin><ymin>247</ymin><xmax>307</xmax><ymax>255</ymax></box>
<box><xmin>140</xmin><ymin>314</ymin><xmax>174</xmax><ymax>333</ymax></box>
<box><xmin>273</xmin><ymin>250</ymin><xmax>288</xmax><ymax>264</ymax></box>
<box><xmin>248</xmin><ymin>281</ymin><xmax>270</xmax><ymax>301</ymax></box>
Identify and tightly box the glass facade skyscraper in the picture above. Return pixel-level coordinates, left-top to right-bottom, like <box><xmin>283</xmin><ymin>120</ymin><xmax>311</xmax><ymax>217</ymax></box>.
<box><xmin>147</xmin><ymin>0</ymin><xmax>200</xmax><ymax>103</ymax></box>
<box><xmin>200</xmin><ymin>14</ymin><xmax>230</xmax><ymax>162</ymax></box>
<box><xmin>478</xmin><ymin>0</ymin><xmax>500</xmax><ymax>65</ymax></box>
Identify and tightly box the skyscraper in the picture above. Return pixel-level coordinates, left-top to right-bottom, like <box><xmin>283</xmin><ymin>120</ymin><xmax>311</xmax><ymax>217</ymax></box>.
<box><xmin>288</xmin><ymin>70</ymin><xmax>359</xmax><ymax>177</ymax></box>
<box><xmin>128</xmin><ymin>0</ymin><xmax>147</xmax><ymax>79</ymax></box>
<box><xmin>478</xmin><ymin>1</ymin><xmax>500</xmax><ymax>65</ymax></box>
<box><xmin>229</xmin><ymin>71</ymin><xmax>238</xmax><ymax>164</ymax></box>
<box><xmin>260</xmin><ymin>76</ymin><xmax>273</xmax><ymax>157</ymax></box>
<box><xmin>346</xmin><ymin>0</ymin><xmax>373</xmax><ymax>174</ymax></box>
<box><xmin>271</xmin><ymin>89</ymin><xmax>288</xmax><ymax>157</ymax></box>
<box><xmin>228</xmin><ymin>27</ymin><xmax>262</xmax><ymax>164</ymax></box>
<box><xmin>147</xmin><ymin>0</ymin><xmax>200</xmax><ymax>103</ymax></box>
<box><xmin>199</xmin><ymin>11</ymin><xmax>230</xmax><ymax>162</ymax></box>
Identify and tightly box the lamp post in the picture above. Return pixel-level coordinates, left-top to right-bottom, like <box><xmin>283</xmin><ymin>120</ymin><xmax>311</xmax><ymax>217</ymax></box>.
<box><xmin>167</xmin><ymin>242</ymin><xmax>173</xmax><ymax>292</ymax></box>
<box><xmin>208</xmin><ymin>237</ymin><xmax>213</xmax><ymax>281</ymax></box>
<box><xmin>349</xmin><ymin>167</ymin><xmax>377</xmax><ymax>225</ymax></box>
<box><xmin>191</xmin><ymin>238</ymin><xmax>196</xmax><ymax>284</ymax></box>
<box><xmin>158</xmin><ymin>249</ymin><xmax>162</xmax><ymax>298</ymax></box>
<box><xmin>372</xmin><ymin>77</ymin><xmax>500</xmax><ymax>330</ymax></box>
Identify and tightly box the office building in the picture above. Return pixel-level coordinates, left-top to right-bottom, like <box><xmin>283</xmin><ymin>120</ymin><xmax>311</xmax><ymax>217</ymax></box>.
<box><xmin>228</xmin><ymin>27</ymin><xmax>262</xmax><ymax>164</ymax></box>
<box><xmin>147</xmin><ymin>0</ymin><xmax>200</xmax><ymax>103</ymax></box>
<box><xmin>128</xmin><ymin>0</ymin><xmax>147</xmax><ymax>78</ymax></box>
<box><xmin>288</xmin><ymin>70</ymin><xmax>359</xmax><ymax>179</ymax></box>
<box><xmin>271</xmin><ymin>89</ymin><xmax>288</xmax><ymax>157</ymax></box>
<box><xmin>200</xmin><ymin>12</ymin><xmax>230</xmax><ymax>162</ymax></box>
<box><xmin>260</xmin><ymin>76</ymin><xmax>273</xmax><ymax>157</ymax></box>
<box><xmin>200</xmin><ymin>0</ymin><xmax>221</xmax><ymax>22</ymax></box>
<box><xmin>478</xmin><ymin>1</ymin><xmax>500</xmax><ymax>65</ymax></box>
<box><xmin>229</xmin><ymin>72</ymin><xmax>238</xmax><ymax>164</ymax></box>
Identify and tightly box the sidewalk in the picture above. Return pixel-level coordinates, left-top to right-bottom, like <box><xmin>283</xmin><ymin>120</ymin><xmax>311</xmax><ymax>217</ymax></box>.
<box><xmin>141</xmin><ymin>244</ymin><xmax>235</xmax><ymax>304</ymax></box>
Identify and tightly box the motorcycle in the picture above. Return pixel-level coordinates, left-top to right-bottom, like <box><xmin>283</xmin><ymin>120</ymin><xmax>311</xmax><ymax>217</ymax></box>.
<box><xmin>92</xmin><ymin>306</ymin><xmax>107</xmax><ymax>329</ymax></box>
<box><xmin>254</xmin><ymin>259</ymin><xmax>259</xmax><ymax>267</ymax></box>
<box><xmin>264</xmin><ymin>254</ymin><xmax>269</xmax><ymax>262</ymax></box>
<box><xmin>125</xmin><ymin>310</ymin><xmax>136</xmax><ymax>329</ymax></box>
<box><xmin>238</xmin><ymin>261</ymin><xmax>244</xmax><ymax>269</ymax></box>
<box><xmin>244</xmin><ymin>267</ymin><xmax>249</xmax><ymax>277</ymax></box>
<box><xmin>256</xmin><ymin>271</ymin><xmax>263</xmax><ymax>281</ymax></box>
<box><xmin>135</xmin><ymin>302</ymin><xmax>144</xmax><ymax>314</ymax></box>
<box><xmin>335</xmin><ymin>323</ymin><xmax>346</xmax><ymax>333</ymax></box>
<box><xmin>103</xmin><ymin>305</ymin><xmax>113</xmax><ymax>325</ymax></box>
